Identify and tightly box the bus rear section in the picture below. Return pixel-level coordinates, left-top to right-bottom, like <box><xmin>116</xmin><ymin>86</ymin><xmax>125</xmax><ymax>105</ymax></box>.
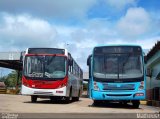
<box><xmin>87</xmin><ymin>45</ymin><xmax>146</xmax><ymax>108</ymax></box>
<box><xmin>21</xmin><ymin>48</ymin><xmax>83</xmax><ymax>103</ymax></box>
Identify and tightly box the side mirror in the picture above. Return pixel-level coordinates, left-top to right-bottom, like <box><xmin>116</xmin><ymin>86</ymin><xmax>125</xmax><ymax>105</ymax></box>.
<box><xmin>87</xmin><ymin>55</ymin><xmax>92</xmax><ymax>66</ymax></box>
<box><xmin>87</xmin><ymin>55</ymin><xmax>92</xmax><ymax>78</ymax></box>
<box><xmin>146</xmin><ymin>68</ymin><xmax>152</xmax><ymax>77</ymax></box>
<box><xmin>144</xmin><ymin>56</ymin><xmax>147</xmax><ymax>64</ymax></box>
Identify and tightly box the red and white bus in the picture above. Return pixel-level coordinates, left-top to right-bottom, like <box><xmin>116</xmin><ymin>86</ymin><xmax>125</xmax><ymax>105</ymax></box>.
<box><xmin>21</xmin><ymin>48</ymin><xmax>83</xmax><ymax>103</ymax></box>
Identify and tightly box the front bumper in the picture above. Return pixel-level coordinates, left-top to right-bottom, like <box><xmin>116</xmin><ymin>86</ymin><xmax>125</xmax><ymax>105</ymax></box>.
<box><xmin>21</xmin><ymin>85</ymin><xmax>67</xmax><ymax>96</ymax></box>
<box><xmin>91</xmin><ymin>90</ymin><xmax>145</xmax><ymax>100</ymax></box>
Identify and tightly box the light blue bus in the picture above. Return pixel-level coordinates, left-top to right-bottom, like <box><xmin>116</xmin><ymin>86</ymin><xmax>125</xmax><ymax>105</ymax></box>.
<box><xmin>87</xmin><ymin>45</ymin><xmax>146</xmax><ymax>108</ymax></box>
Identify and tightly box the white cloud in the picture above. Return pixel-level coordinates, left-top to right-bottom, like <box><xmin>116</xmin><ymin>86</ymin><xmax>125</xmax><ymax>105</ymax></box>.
<box><xmin>0</xmin><ymin>10</ymin><xmax>159</xmax><ymax>71</ymax></box>
<box><xmin>135</xmin><ymin>37</ymin><xmax>160</xmax><ymax>49</ymax></box>
<box><xmin>0</xmin><ymin>13</ymin><xmax>93</xmax><ymax>71</ymax></box>
<box><xmin>71</xmin><ymin>18</ymin><xmax>117</xmax><ymax>44</ymax></box>
<box><xmin>104</xmin><ymin>0</ymin><xmax>136</xmax><ymax>10</ymax></box>
<box><xmin>117</xmin><ymin>7</ymin><xmax>151</xmax><ymax>38</ymax></box>
<box><xmin>0</xmin><ymin>13</ymin><xmax>57</xmax><ymax>51</ymax></box>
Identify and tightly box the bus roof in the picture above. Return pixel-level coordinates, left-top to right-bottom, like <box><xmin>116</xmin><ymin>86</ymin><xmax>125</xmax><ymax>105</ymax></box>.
<box><xmin>92</xmin><ymin>45</ymin><xmax>143</xmax><ymax>54</ymax></box>
<box><xmin>93</xmin><ymin>44</ymin><xmax>142</xmax><ymax>49</ymax></box>
<box><xmin>25</xmin><ymin>48</ymin><xmax>68</xmax><ymax>56</ymax></box>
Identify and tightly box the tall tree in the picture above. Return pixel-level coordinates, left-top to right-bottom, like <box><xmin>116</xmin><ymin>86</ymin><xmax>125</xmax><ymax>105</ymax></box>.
<box><xmin>0</xmin><ymin>71</ymin><xmax>22</xmax><ymax>88</ymax></box>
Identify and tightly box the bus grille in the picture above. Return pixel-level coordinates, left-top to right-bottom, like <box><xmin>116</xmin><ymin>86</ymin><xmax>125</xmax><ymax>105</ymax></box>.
<box><xmin>103</xmin><ymin>84</ymin><xmax>135</xmax><ymax>90</ymax></box>
<box><xmin>34</xmin><ymin>91</ymin><xmax>53</xmax><ymax>95</ymax></box>
<box><xmin>106</xmin><ymin>94</ymin><xmax>132</xmax><ymax>96</ymax></box>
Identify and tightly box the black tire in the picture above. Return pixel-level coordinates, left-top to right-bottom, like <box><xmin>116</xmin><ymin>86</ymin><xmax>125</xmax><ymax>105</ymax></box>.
<box><xmin>93</xmin><ymin>100</ymin><xmax>101</xmax><ymax>106</ymax></box>
<box><xmin>132</xmin><ymin>100</ymin><xmax>140</xmax><ymax>108</ymax></box>
<box><xmin>122</xmin><ymin>101</ymin><xmax>128</xmax><ymax>105</ymax></box>
<box><xmin>72</xmin><ymin>96</ymin><xmax>79</xmax><ymax>101</ymax></box>
<box><xmin>72</xmin><ymin>90</ymin><xmax>80</xmax><ymax>101</ymax></box>
<box><xmin>50</xmin><ymin>96</ymin><xmax>56</xmax><ymax>102</ymax></box>
<box><xmin>72</xmin><ymin>97</ymin><xmax>78</xmax><ymax>101</ymax></box>
<box><xmin>31</xmin><ymin>95</ymin><xmax>37</xmax><ymax>103</ymax></box>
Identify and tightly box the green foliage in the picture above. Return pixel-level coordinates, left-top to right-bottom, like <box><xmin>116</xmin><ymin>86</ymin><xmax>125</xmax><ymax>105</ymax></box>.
<box><xmin>0</xmin><ymin>70</ymin><xmax>22</xmax><ymax>88</ymax></box>
<box><xmin>0</xmin><ymin>76</ymin><xmax>6</xmax><ymax>82</ymax></box>
<box><xmin>83</xmin><ymin>83</ymin><xmax>88</xmax><ymax>91</ymax></box>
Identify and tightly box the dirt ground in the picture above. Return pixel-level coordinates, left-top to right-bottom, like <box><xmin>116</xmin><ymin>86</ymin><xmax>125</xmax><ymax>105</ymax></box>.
<box><xmin>0</xmin><ymin>94</ymin><xmax>159</xmax><ymax>113</ymax></box>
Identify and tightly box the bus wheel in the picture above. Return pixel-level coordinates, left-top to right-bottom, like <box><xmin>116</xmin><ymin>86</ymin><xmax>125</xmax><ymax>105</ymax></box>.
<box><xmin>132</xmin><ymin>100</ymin><xmax>140</xmax><ymax>108</ymax></box>
<box><xmin>31</xmin><ymin>96</ymin><xmax>37</xmax><ymax>103</ymax></box>
<box><xmin>122</xmin><ymin>101</ymin><xmax>128</xmax><ymax>105</ymax></box>
<box><xmin>72</xmin><ymin>90</ymin><xmax>80</xmax><ymax>101</ymax></box>
<box><xmin>50</xmin><ymin>96</ymin><xmax>56</xmax><ymax>102</ymax></box>
<box><xmin>93</xmin><ymin>100</ymin><xmax>101</xmax><ymax>106</ymax></box>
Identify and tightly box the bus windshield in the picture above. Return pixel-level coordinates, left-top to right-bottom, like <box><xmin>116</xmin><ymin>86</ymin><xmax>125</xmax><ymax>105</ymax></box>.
<box><xmin>24</xmin><ymin>56</ymin><xmax>66</xmax><ymax>79</ymax></box>
<box><xmin>93</xmin><ymin>53</ymin><xmax>143</xmax><ymax>79</ymax></box>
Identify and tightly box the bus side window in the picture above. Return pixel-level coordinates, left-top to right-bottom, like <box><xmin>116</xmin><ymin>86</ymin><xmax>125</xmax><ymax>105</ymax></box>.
<box><xmin>76</xmin><ymin>65</ymin><xmax>78</xmax><ymax>77</ymax></box>
<box><xmin>68</xmin><ymin>60</ymin><xmax>70</xmax><ymax>72</ymax></box>
<box><xmin>68</xmin><ymin>53</ymin><xmax>73</xmax><ymax>74</ymax></box>
<box><xmin>156</xmin><ymin>72</ymin><xmax>160</xmax><ymax>80</ymax></box>
<box><xmin>73</xmin><ymin>62</ymin><xmax>75</xmax><ymax>75</ymax></box>
<box><xmin>79</xmin><ymin>69</ymin><xmax>80</xmax><ymax>78</ymax></box>
<box><xmin>75</xmin><ymin>63</ymin><xmax>77</xmax><ymax>76</ymax></box>
<box><xmin>74</xmin><ymin>63</ymin><xmax>76</xmax><ymax>76</ymax></box>
<box><xmin>68</xmin><ymin>54</ymin><xmax>73</xmax><ymax>74</ymax></box>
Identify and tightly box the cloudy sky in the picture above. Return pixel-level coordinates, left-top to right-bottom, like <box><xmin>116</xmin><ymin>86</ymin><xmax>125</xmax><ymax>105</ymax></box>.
<box><xmin>0</xmin><ymin>0</ymin><xmax>160</xmax><ymax>72</ymax></box>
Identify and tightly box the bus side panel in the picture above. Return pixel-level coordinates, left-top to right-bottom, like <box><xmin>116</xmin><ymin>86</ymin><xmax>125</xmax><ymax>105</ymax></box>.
<box><xmin>67</xmin><ymin>73</ymin><xmax>82</xmax><ymax>97</ymax></box>
<box><xmin>66</xmin><ymin>73</ymin><xmax>72</xmax><ymax>97</ymax></box>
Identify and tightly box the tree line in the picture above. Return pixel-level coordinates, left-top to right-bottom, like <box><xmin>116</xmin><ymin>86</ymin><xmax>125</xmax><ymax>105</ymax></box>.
<box><xmin>0</xmin><ymin>71</ymin><xmax>21</xmax><ymax>88</ymax></box>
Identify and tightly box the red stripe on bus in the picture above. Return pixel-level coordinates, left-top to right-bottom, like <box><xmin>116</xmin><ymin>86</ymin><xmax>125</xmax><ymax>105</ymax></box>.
<box><xmin>22</xmin><ymin>76</ymin><xmax>68</xmax><ymax>89</ymax></box>
<box><xmin>25</xmin><ymin>54</ymin><xmax>67</xmax><ymax>57</ymax></box>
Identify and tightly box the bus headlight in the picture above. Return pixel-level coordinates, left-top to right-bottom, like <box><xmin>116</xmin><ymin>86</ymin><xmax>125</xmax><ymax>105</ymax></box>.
<box><xmin>93</xmin><ymin>81</ymin><xmax>99</xmax><ymax>91</ymax></box>
<box><xmin>138</xmin><ymin>81</ymin><xmax>144</xmax><ymax>90</ymax></box>
<box><xmin>58</xmin><ymin>84</ymin><xmax>66</xmax><ymax>88</ymax></box>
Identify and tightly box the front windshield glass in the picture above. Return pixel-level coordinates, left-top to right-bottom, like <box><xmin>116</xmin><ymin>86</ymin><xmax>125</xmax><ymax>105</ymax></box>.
<box><xmin>24</xmin><ymin>56</ymin><xmax>66</xmax><ymax>79</ymax></box>
<box><xmin>93</xmin><ymin>54</ymin><xmax>143</xmax><ymax>79</ymax></box>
